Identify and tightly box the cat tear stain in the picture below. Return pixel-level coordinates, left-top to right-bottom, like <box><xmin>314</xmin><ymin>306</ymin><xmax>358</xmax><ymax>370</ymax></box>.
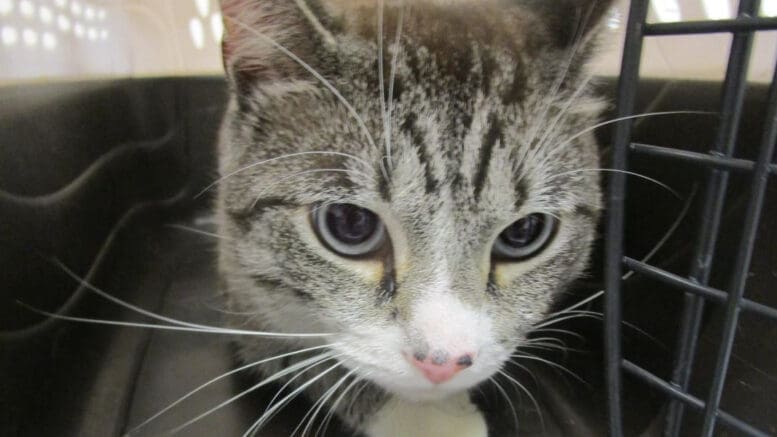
<box><xmin>378</xmin><ymin>267</ymin><xmax>397</xmax><ymax>304</ymax></box>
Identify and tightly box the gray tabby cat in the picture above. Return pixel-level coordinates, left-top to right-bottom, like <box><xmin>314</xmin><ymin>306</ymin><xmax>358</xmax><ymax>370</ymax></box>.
<box><xmin>216</xmin><ymin>0</ymin><xmax>613</xmax><ymax>435</ymax></box>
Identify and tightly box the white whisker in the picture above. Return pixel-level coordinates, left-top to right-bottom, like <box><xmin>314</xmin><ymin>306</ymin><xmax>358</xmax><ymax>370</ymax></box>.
<box><xmin>489</xmin><ymin>376</ymin><xmax>519</xmax><ymax>431</ymax></box>
<box><xmin>166</xmin><ymin>224</ymin><xmax>232</xmax><ymax>241</ymax></box>
<box><xmin>169</xmin><ymin>352</ymin><xmax>336</xmax><ymax>435</ymax></box>
<box><xmin>195</xmin><ymin>151</ymin><xmax>374</xmax><ymax>198</ymax></box>
<box><xmin>522</xmin><ymin>6</ymin><xmax>595</xmax><ymax>162</ymax></box>
<box><xmin>497</xmin><ymin>369</ymin><xmax>545</xmax><ymax>432</ymax></box>
<box><xmin>317</xmin><ymin>373</ymin><xmax>367</xmax><ymax>437</ymax></box>
<box><xmin>126</xmin><ymin>344</ymin><xmax>338</xmax><ymax>435</ymax></box>
<box><xmin>547</xmin><ymin>168</ymin><xmax>680</xmax><ymax>198</ymax></box>
<box><xmin>510</xmin><ymin>353</ymin><xmax>587</xmax><ymax>386</ymax></box>
<box><xmin>535</xmin><ymin>184</ymin><xmax>697</xmax><ymax>332</ymax></box>
<box><xmin>250</xmin><ymin>168</ymin><xmax>374</xmax><ymax>210</ymax></box>
<box><xmin>40</xmin><ymin>260</ymin><xmax>332</xmax><ymax>337</ymax></box>
<box><xmin>530</xmin><ymin>327</ymin><xmax>585</xmax><ymax>342</ymax></box>
<box><xmin>18</xmin><ymin>302</ymin><xmax>332</xmax><ymax>338</ymax></box>
<box><xmin>224</xmin><ymin>16</ymin><xmax>378</xmax><ymax>155</ymax></box>
<box><xmin>243</xmin><ymin>361</ymin><xmax>343</xmax><ymax>437</ymax></box>
<box><xmin>297</xmin><ymin>368</ymin><xmax>359</xmax><ymax>437</ymax></box>
<box><xmin>386</xmin><ymin>4</ymin><xmax>405</xmax><ymax>172</ymax></box>
<box><xmin>546</xmin><ymin>110</ymin><xmax>715</xmax><ymax>163</ymax></box>
<box><xmin>377</xmin><ymin>0</ymin><xmax>390</xmax><ymax>171</ymax></box>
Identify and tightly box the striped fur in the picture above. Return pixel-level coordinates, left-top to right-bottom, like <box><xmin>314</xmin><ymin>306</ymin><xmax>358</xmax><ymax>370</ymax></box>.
<box><xmin>216</xmin><ymin>0</ymin><xmax>612</xmax><ymax>434</ymax></box>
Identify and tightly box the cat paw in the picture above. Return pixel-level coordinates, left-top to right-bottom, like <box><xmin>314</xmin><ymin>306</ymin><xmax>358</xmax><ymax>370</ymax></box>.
<box><xmin>364</xmin><ymin>394</ymin><xmax>488</xmax><ymax>437</ymax></box>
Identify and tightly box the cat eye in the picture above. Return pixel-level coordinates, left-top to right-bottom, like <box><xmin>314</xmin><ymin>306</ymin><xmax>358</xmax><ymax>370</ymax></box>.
<box><xmin>492</xmin><ymin>213</ymin><xmax>557</xmax><ymax>260</ymax></box>
<box><xmin>312</xmin><ymin>203</ymin><xmax>387</xmax><ymax>257</ymax></box>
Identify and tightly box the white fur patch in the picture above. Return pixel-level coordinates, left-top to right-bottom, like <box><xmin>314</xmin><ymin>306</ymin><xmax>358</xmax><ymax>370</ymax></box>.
<box><xmin>411</xmin><ymin>287</ymin><xmax>486</xmax><ymax>356</ymax></box>
<box><xmin>366</xmin><ymin>394</ymin><xmax>488</xmax><ymax>437</ymax></box>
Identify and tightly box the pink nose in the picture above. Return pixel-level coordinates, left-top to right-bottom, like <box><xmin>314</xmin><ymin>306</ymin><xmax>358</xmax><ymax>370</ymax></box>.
<box><xmin>408</xmin><ymin>352</ymin><xmax>474</xmax><ymax>384</ymax></box>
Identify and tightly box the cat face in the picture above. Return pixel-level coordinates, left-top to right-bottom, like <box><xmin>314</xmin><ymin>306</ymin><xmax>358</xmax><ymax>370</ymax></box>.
<box><xmin>217</xmin><ymin>0</ymin><xmax>608</xmax><ymax>401</ymax></box>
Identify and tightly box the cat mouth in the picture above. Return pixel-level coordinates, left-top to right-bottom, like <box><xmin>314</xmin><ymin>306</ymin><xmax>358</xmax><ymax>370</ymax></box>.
<box><xmin>340</xmin><ymin>356</ymin><xmax>498</xmax><ymax>402</ymax></box>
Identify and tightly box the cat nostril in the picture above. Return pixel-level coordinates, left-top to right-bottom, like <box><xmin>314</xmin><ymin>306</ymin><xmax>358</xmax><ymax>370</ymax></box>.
<box><xmin>456</xmin><ymin>354</ymin><xmax>474</xmax><ymax>368</ymax></box>
<box><xmin>413</xmin><ymin>351</ymin><xmax>427</xmax><ymax>362</ymax></box>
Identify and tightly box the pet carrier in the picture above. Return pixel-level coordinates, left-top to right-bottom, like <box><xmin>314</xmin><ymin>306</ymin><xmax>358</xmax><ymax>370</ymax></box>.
<box><xmin>605</xmin><ymin>0</ymin><xmax>777</xmax><ymax>435</ymax></box>
<box><xmin>0</xmin><ymin>0</ymin><xmax>775</xmax><ymax>436</ymax></box>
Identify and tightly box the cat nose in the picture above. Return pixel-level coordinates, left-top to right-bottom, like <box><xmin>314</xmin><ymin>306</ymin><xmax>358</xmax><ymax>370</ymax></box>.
<box><xmin>407</xmin><ymin>350</ymin><xmax>475</xmax><ymax>384</ymax></box>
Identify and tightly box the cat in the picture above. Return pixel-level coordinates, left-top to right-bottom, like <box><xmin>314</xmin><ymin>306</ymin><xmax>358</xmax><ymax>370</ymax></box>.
<box><xmin>215</xmin><ymin>0</ymin><xmax>613</xmax><ymax>435</ymax></box>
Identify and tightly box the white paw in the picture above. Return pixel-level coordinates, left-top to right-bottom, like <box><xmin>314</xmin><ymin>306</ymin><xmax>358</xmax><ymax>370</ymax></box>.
<box><xmin>365</xmin><ymin>394</ymin><xmax>488</xmax><ymax>437</ymax></box>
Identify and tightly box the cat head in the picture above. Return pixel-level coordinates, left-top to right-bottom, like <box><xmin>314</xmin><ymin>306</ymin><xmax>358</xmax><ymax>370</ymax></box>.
<box><xmin>217</xmin><ymin>0</ymin><xmax>612</xmax><ymax>401</ymax></box>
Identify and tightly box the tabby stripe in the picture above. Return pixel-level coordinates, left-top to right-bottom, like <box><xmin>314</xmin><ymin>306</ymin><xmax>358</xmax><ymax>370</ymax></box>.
<box><xmin>252</xmin><ymin>275</ymin><xmax>314</xmax><ymax>301</ymax></box>
<box><xmin>473</xmin><ymin>113</ymin><xmax>502</xmax><ymax>202</ymax></box>
<box><xmin>376</xmin><ymin>160</ymin><xmax>392</xmax><ymax>201</ymax></box>
<box><xmin>486</xmin><ymin>269</ymin><xmax>499</xmax><ymax>296</ymax></box>
<box><xmin>227</xmin><ymin>197</ymin><xmax>296</xmax><ymax>231</ymax></box>
<box><xmin>573</xmin><ymin>204</ymin><xmax>599</xmax><ymax>220</ymax></box>
<box><xmin>378</xmin><ymin>267</ymin><xmax>397</xmax><ymax>304</ymax></box>
<box><xmin>401</xmin><ymin>113</ymin><xmax>438</xmax><ymax>193</ymax></box>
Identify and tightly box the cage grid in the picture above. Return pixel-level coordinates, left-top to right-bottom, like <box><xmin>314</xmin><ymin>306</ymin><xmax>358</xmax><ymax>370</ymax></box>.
<box><xmin>604</xmin><ymin>1</ymin><xmax>777</xmax><ymax>436</ymax></box>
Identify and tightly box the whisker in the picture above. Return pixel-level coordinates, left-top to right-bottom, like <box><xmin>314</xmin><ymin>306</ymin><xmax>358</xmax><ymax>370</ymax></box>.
<box><xmin>292</xmin><ymin>0</ymin><xmax>336</xmax><ymax>45</ymax></box>
<box><xmin>534</xmin><ymin>312</ymin><xmax>601</xmax><ymax>329</ymax></box>
<box><xmin>386</xmin><ymin>4</ymin><xmax>405</xmax><ymax>172</ymax></box>
<box><xmin>497</xmin><ymin>369</ymin><xmax>545</xmax><ymax>433</ymax></box>
<box><xmin>195</xmin><ymin>151</ymin><xmax>374</xmax><ymax>198</ymax></box>
<box><xmin>489</xmin><ymin>376</ymin><xmax>519</xmax><ymax>431</ymax></box>
<box><xmin>532</xmin><ymin>71</ymin><xmax>595</xmax><ymax>162</ymax></box>
<box><xmin>530</xmin><ymin>327</ymin><xmax>585</xmax><ymax>342</ymax></box>
<box><xmin>538</xmin><ymin>184</ymin><xmax>697</xmax><ymax>322</ymax></box>
<box><xmin>509</xmin><ymin>354</ymin><xmax>588</xmax><ymax>387</ymax></box>
<box><xmin>262</xmin><ymin>353</ymin><xmax>345</xmax><ymax>416</ymax></box>
<box><xmin>126</xmin><ymin>344</ymin><xmax>338</xmax><ymax>435</ymax></box>
<box><xmin>522</xmin><ymin>5</ymin><xmax>596</xmax><ymax>162</ymax></box>
<box><xmin>297</xmin><ymin>368</ymin><xmax>359</xmax><ymax>437</ymax></box>
<box><xmin>224</xmin><ymin>16</ymin><xmax>379</xmax><ymax>158</ymax></box>
<box><xmin>344</xmin><ymin>380</ymin><xmax>372</xmax><ymax>419</ymax></box>
<box><xmin>168</xmin><ymin>352</ymin><xmax>336</xmax><ymax>435</ymax></box>
<box><xmin>31</xmin><ymin>260</ymin><xmax>333</xmax><ymax>338</ymax></box>
<box><xmin>250</xmin><ymin>168</ymin><xmax>374</xmax><ymax>210</ymax></box>
<box><xmin>243</xmin><ymin>361</ymin><xmax>344</xmax><ymax>437</ymax></box>
<box><xmin>502</xmin><ymin>359</ymin><xmax>538</xmax><ymax>386</ymax></box>
<box><xmin>166</xmin><ymin>224</ymin><xmax>232</xmax><ymax>241</ymax></box>
<box><xmin>316</xmin><ymin>373</ymin><xmax>367</xmax><ymax>437</ymax></box>
<box><xmin>18</xmin><ymin>303</ymin><xmax>331</xmax><ymax>338</ymax></box>
<box><xmin>377</xmin><ymin>0</ymin><xmax>390</xmax><ymax>171</ymax></box>
<box><xmin>546</xmin><ymin>168</ymin><xmax>680</xmax><ymax>198</ymax></box>
<box><xmin>545</xmin><ymin>110</ymin><xmax>715</xmax><ymax>164</ymax></box>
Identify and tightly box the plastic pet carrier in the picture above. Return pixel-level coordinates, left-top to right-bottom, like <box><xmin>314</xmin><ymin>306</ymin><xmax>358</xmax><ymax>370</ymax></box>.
<box><xmin>604</xmin><ymin>1</ymin><xmax>777</xmax><ymax>436</ymax></box>
<box><xmin>0</xmin><ymin>0</ymin><xmax>776</xmax><ymax>436</ymax></box>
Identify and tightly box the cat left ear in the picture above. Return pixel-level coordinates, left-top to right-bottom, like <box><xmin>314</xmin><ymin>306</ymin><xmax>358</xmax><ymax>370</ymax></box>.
<box><xmin>219</xmin><ymin>0</ymin><xmax>336</xmax><ymax>83</ymax></box>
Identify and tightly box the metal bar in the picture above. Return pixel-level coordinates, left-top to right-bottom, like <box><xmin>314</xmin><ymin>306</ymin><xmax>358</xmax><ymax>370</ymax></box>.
<box><xmin>700</xmin><ymin>46</ymin><xmax>777</xmax><ymax>437</ymax></box>
<box><xmin>622</xmin><ymin>361</ymin><xmax>771</xmax><ymax>437</ymax></box>
<box><xmin>605</xmin><ymin>1</ymin><xmax>650</xmax><ymax>435</ymax></box>
<box><xmin>630</xmin><ymin>143</ymin><xmax>755</xmax><ymax>172</ymax></box>
<box><xmin>623</xmin><ymin>257</ymin><xmax>777</xmax><ymax>320</ymax></box>
<box><xmin>644</xmin><ymin>16</ymin><xmax>777</xmax><ymax>35</ymax></box>
<box><xmin>663</xmin><ymin>1</ymin><xmax>760</xmax><ymax>434</ymax></box>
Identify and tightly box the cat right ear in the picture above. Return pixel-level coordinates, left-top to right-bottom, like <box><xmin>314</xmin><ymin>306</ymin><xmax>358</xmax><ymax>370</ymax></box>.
<box><xmin>219</xmin><ymin>0</ymin><xmax>335</xmax><ymax>83</ymax></box>
<box><xmin>519</xmin><ymin>0</ymin><xmax>616</xmax><ymax>49</ymax></box>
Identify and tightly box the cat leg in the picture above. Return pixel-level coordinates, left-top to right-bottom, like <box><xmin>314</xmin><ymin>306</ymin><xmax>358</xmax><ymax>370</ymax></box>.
<box><xmin>364</xmin><ymin>393</ymin><xmax>488</xmax><ymax>437</ymax></box>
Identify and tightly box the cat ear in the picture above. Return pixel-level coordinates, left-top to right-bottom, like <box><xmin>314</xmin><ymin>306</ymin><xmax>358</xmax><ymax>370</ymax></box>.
<box><xmin>518</xmin><ymin>0</ymin><xmax>616</xmax><ymax>48</ymax></box>
<box><xmin>219</xmin><ymin>0</ymin><xmax>336</xmax><ymax>82</ymax></box>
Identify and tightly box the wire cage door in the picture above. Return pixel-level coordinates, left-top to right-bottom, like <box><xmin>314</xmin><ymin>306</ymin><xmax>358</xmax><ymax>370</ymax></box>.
<box><xmin>604</xmin><ymin>1</ymin><xmax>777</xmax><ymax>436</ymax></box>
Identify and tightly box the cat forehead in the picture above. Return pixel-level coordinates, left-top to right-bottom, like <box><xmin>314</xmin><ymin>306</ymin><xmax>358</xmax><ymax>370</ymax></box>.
<box><xmin>320</xmin><ymin>0</ymin><xmax>546</xmax><ymax>58</ymax></box>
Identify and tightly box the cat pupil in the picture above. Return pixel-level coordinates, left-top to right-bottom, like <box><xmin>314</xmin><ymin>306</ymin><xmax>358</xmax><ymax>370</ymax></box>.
<box><xmin>500</xmin><ymin>214</ymin><xmax>543</xmax><ymax>248</ymax></box>
<box><xmin>326</xmin><ymin>204</ymin><xmax>378</xmax><ymax>244</ymax></box>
